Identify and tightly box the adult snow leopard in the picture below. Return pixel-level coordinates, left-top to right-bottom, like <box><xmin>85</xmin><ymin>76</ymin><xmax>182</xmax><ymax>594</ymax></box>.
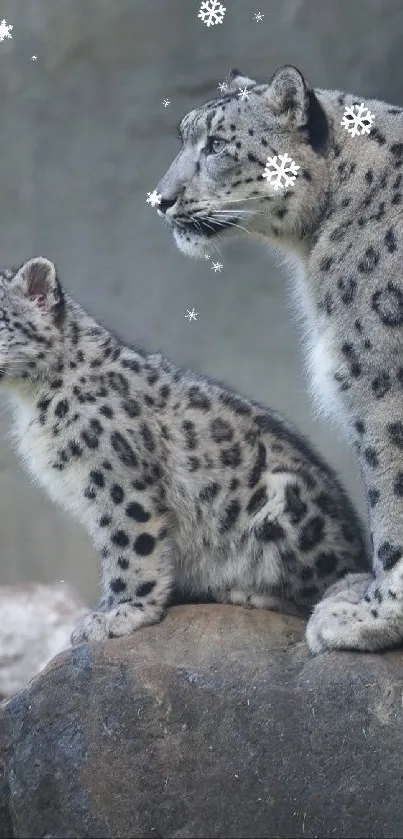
<box><xmin>156</xmin><ymin>65</ymin><xmax>403</xmax><ymax>653</ymax></box>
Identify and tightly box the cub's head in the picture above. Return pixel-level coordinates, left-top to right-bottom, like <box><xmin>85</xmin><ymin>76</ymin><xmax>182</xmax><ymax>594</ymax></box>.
<box><xmin>0</xmin><ymin>257</ymin><xmax>65</xmax><ymax>384</ymax></box>
<box><xmin>156</xmin><ymin>66</ymin><xmax>331</xmax><ymax>258</ymax></box>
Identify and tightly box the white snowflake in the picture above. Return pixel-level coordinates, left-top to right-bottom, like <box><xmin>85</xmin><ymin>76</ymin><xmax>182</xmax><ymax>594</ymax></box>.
<box><xmin>212</xmin><ymin>261</ymin><xmax>223</xmax><ymax>272</ymax></box>
<box><xmin>162</xmin><ymin>99</ymin><xmax>170</xmax><ymax>108</ymax></box>
<box><xmin>204</xmin><ymin>253</ymin><xmax>211</xmax><ymax>260</ymax></box>
<box><xmin>262</xmin><ymin>153</ymin><xmax>300</xmax><ymax>191</ymax></box>
<box><xmin>254</xmin><ymin>12</ymin><xmax>264</xmax><ymax>21</ymax></box>
<box><xmin>218</xmin><ymin>81</ymin><xmax>228</xmax><ymax>93</ymax></box>
<box><xmin>340</xmin><ymin>102</ymin><xmax>375</xmax><ymax>137</ymax></box>
<box><xmin>198</xmin><ymin>0</ymin><xmax>226</xmax><ymax>27</ymax></box>
<box><xmin>31</xmin><ymin>55</ymin><xmax>37</xmax><ymax>61</ymax></box>
<box><xmin>184</xmin><ymin>308</ymin><xmax>198</xmax><ymax>322</ymax></box>
<box><xmin>238</xmin><ymin>86</ymin><xmax>250</xmax><ymax>101</ymax></box>
<box><xmin>146</xmin><ymin>190</ymin><xmax>162</xmax><ymax>207</ymax></box>
<box><xmin>0</xmin><ymin>19</ymin><xmax>13</xmax><ymax>41</ymax></box>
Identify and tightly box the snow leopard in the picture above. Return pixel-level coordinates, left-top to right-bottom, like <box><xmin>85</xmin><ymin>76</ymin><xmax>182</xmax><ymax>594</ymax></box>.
<box><xmin>0</xmin><ymin>256</ymin><xmax>368</xmax><ymax>643</ymax></box>
<box><xmin>156</xmin><ymin>64</ymin><xmax>403</xmax><ymax>653</ymax></box>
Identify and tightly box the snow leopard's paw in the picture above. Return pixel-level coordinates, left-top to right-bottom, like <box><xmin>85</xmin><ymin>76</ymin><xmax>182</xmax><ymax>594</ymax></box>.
<box><xmin>306</xmin><ymin>572</ymin><xmax>403</xmax><ymax>653</ymax></box>
<box><xmin>70</xmin><ymin>602</ymin><xmax>161</xmax><ymax>644</ymax></box>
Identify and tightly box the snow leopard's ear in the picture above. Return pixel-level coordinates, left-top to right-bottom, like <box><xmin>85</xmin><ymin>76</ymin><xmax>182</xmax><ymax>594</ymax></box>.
<box><xmin>13</xmin><ymin>257</ymin><xmax>65</xmax><ymax>322</ymax></box>
<box><xmin>267</xmin><ymin>65</ymin><xmax>329</xmax><ymax>152</ymax></box>
<box><xmin>267</xmin><ymin>66</ymin><xmax>310</xmax><ymax>122</ymax></box>
<box><xmin>225</xmin><ymin>68</ymin><xmax>257</xmax><ymax>92</ymax></box>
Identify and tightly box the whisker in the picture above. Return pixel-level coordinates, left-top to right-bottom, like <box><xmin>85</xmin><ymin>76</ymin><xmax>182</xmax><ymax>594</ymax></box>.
<box><xmin>188</xmin><ymin>195</ymin><xmax>271</xmax><ymax>218</ymax></box>
<box><xmin>189</xmin><ymin>215</ymin><xmax>225</xmax><ymax>259</ymax></box>
<box><xmin>213</xmin><ymin>209</ymin><xmax>276</xmax><ymax>221</ymax></box>
<box><xmin>204</xmin><ymin>215</ymin><xmax>251</xmax><ymax>237</ymax></box>
<box><xmin>218</xmin><ymin>193</ymin><xmax>275</xmax><ymax>205</ymax></box>
<box><xmin>213</xmin><ymin>206</ymin><xmax>271</xmax><ymax>213</ymax></box>
<box><xmin>195</xmin><ymin>219</ymin><xmax>225</xmax><ymax>259</ymax></box>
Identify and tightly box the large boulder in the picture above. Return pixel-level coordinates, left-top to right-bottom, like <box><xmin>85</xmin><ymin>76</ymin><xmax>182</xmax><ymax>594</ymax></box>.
<box><xmin>0</xmin><ymin>582</ymin><xmax>86</xmax><ymax>698</ymax></box>
<box><xmin>1</xmin><ymin>603</ymin><xmax>403</xmax><ymax>838</ymax></box>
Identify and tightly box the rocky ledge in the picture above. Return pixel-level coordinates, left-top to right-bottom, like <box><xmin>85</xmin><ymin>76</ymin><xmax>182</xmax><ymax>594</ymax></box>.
<box><xmin>1</xmin><ymin>603</ymin><xmax>403</xmax><ymax>838</ymax></box>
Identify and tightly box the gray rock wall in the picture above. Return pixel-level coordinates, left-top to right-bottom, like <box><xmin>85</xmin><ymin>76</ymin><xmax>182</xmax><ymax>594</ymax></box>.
<box><xmin>0</xmin><ymin>0</ymin><xmax>402</xmax><ymax>600</ymax></box>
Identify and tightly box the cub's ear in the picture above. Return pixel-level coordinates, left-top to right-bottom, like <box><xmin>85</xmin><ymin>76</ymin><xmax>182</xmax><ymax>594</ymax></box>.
<box><xmin>13</xmin><ymin>257</ymin><xmax>65</xmax><ymax>321</ymax></box>
<box><xmin>225</xmin><ymin>68</ymin><xmax>257</xmax><ymax>92</ymax></box>
<box><xmin>267</xmin><ymin>65</ymin><xmax>310</xmax><ymax>123</ymax></box>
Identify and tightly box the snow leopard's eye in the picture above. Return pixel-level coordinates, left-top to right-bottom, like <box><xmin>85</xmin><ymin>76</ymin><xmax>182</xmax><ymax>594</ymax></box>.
<box><xmin>205</xmin><ymin>137</ymin><xmax>227</xmax><ymax>155</ymax></box>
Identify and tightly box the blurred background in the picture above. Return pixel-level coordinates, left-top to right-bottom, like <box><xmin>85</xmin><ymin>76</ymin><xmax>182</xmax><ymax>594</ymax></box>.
<box><xmin>0</xmin><ymin>0</ymin><xmax>401</xmax><ymax>603</ymax></box>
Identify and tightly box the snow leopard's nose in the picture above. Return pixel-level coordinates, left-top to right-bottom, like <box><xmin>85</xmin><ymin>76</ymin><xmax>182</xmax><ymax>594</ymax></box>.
<box><xmin>157</xmin><ymin>196</ymin><xmax>177</xmax><ymax>216</ymax></box>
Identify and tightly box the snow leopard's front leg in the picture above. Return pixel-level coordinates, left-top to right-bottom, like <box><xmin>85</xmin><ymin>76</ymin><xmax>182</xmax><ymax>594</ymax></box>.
<box><xmin>307</xmin><ymin>397</ymin><xmax>403</xmax><ymax>653</ymax></box>
<box><xmin>71</xmin><ymin>510</ymin><xmax>173</xmax><ymax>644</ymax></box>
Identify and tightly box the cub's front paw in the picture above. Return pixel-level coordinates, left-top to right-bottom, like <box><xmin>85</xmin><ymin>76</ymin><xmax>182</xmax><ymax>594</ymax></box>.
<box><xmin>70</xmin><ymin>602</ymin><xmax>162</xmax><ymax>645</ymax></box>
<box><xmin>71</xmin><ymin>611</ymin><xmax>109</xmax><ymax>644</ymax></box>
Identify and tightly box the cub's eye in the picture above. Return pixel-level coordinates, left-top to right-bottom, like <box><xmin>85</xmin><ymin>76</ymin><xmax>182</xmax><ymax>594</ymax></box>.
<box><xmin>205</xmin><ymin>136</ymin><xmax>227</xmax><ymax>155</ymax></box>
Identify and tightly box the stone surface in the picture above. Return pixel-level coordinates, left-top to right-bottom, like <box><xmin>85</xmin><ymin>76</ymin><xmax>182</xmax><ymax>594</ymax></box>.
<box><xmin>1</xmin><ymin>604</ymin><xmax>403</xmax><ymax>838</ymax></box>
<box><xmin>0</xmin><ymin>582</ymin><xmax>86</xmax><ymax>698</ymax></box>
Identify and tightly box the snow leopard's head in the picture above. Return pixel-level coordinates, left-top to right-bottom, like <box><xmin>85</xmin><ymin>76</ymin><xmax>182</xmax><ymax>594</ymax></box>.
<box><xmin>0</xmin><ymin>257</ymin><xmax>66</xmax><ymax>384</ymax></box>
<box><xmin>156</xmin><ymin>66</ymin><xmax>331</xmax><ymax>258</ymax></box>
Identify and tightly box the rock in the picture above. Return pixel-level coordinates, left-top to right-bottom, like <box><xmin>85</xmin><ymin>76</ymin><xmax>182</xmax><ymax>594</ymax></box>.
<box><xmin>1</xmin><ymin>604</ymin><xmax>403</xmax><ymax>838</ymax></box>
<box><xmin>0</xmin><ymin>582</ymin><xmax>87</xmax><ymax>698</ymax></box>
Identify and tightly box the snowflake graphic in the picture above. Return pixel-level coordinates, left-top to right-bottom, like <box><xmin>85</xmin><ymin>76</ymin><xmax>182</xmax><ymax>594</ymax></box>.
<box><xmin>238</xmin><ymin>86</ymin><xmax>250</xmax><ymax>101</ymax></box>
<box><xmin>146</xmin><ymin>190</ymin><xmax>162</xmax><ymax>207</ymax></box>
<box><xmin>204</xmin><ymin>253</ymin><xmax>211</xmax><ymax>260</ymax></box>
<box><xmin>185</xmin><ymin>308</ymin><xmax>198</xmax><ymax>322</ymax></box>
<box><xmin>0</xmin><ymin>19</ymin><xmax>13</xmax><ymax>41</ymax></box>
<box><xmin>212</xmin><ymin>261</ymin><xmax>223</xmax><ymax>272</ymax></box>
<box><xmin>218</xmin><ymin>81</ymin><xmax>228</xmax><ymax>93</ymax></box>
<box><xmin>162</xmin><ymin>99</ymin><xmax>170</xmax><ymax>108</ymax></box>
<box><xmin>341</xmin><ymin>102</ymin><xmax>375</xmax><ymax>137</ymax></box>
<box><xmin>254</xmin><ymin>12</ymin><xmax>264</xmax><ymax>21</ymax></box>
<box><xmin>31</xmin><ymin>55</ymin><xmax>37</xmax><ymax>61</ymax></box>
<box><xmin>198</xmin><ymin>0</ymin><xmax>226</xmax><ymax>27</ymax></box>
<box><xmin>262</xmin><ymin>153</ymin><xmax>300</xmax><ymax>191</ymax></box>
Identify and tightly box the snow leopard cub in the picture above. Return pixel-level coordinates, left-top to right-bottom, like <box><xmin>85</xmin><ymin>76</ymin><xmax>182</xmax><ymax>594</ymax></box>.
<box><xmin>0</xmin><ymin>257</ymin><xmax>368</xmax><ymax>643</ymax></box>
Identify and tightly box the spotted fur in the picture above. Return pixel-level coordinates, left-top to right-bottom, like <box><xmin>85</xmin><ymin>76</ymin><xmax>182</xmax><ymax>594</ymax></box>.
<box><xmin>156</xmin><ymin>65</ymin><xmax>403</xmax><ymax>653</ymax></box>
<box><xmin>0</xmin><ymin>257</ymin><xmax>367</xmax><ymax>643</ymax></box>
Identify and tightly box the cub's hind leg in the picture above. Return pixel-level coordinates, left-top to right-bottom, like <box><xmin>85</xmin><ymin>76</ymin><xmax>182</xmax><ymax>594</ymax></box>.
<box><xmin>212</xmin><ymin>468</ymin><xmax>368</xmax><ymax>619</ymax></box>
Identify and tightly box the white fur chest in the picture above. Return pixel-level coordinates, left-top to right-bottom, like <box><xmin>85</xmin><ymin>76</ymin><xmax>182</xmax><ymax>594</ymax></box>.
<box><xmin>308</xmin><ymin>328</ymin><xmax>346</xmax><ymax>424</ymax></box>
<box><xmin>9</xmin><ymin>393</ymin><xmax>88</xmax><ymax>523</ymax></box>
<box><xmin>287</xmin><ymin>258</ymin><xmax>349</xmax><ymax>432</ymax></box>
